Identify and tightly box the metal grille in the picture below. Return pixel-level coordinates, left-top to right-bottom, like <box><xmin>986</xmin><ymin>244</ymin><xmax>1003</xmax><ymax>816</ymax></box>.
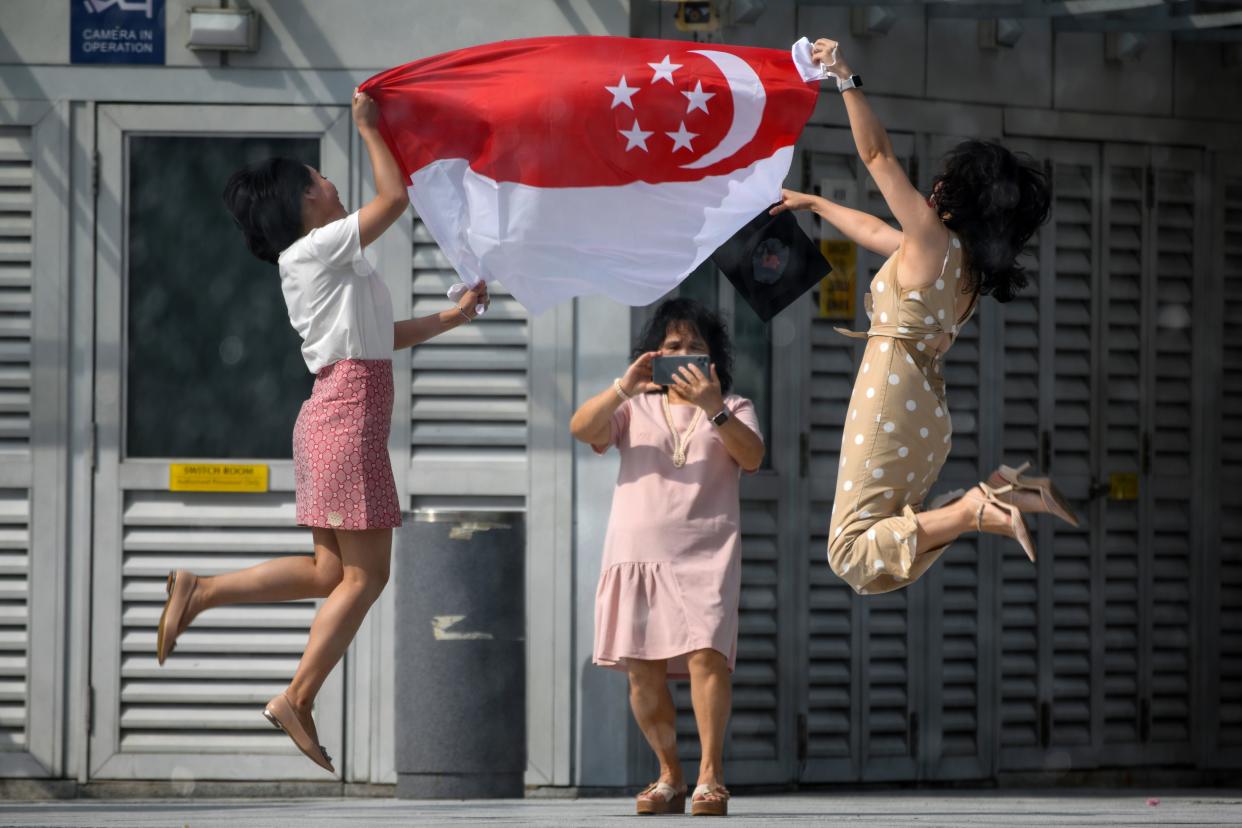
<box><xmin>1146</xmin><ymin>165</ymin><xmax>1196</xmax><ymax>753</ymax></box>
<box><xmin>119</xmin><ymin>492</ymin><xmax>313</xmax><ymax>755</ymax></box>
<box><xmin>408</xmin><ymin>219</ymin><xmax>529</xmax><ymax>511</ymax></box>
<box><xmin>0</xmin><ymin>129</ymin><xmax>32</xmax><ymax>453</ymax></box>
<box><xmin>1216</xmin><ymin>170</ymin><xmax>1242</xmax><ymax>759</ymax></box>
<box><xmin>1101</xmin><ymin>159</ymin><xmax>1145</xmax><ymax>748</ymax></box>
<box><xmin>998</xmin><ymin>226</ymin><xmax>1043</xmax><ymax>755</ymax></box>
<box><xmin>1046</xmin><ymin>159</ymin><xmax>1096</xmax><ymax>753</ymax></box>
<box><xmin>0</xmin><ymin>127</ymin><xmax>32</xmax><ymax>754</ymax></box>
<box><xmin>0</xmin><ymin>490</ymin><xmax>28</xmax><ymax>751</ymax></box>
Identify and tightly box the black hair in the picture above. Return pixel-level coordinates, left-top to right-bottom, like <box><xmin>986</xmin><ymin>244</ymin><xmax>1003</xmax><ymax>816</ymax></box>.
<box><xmin>222</xmin><ymin>157</ymin><xmax>312</xmax><ymax>264</ymax></box>
<box><xmin>930</xmin><ymin>140</ymin><xmax>1051</xmax><ymax>303</ymax></box>
<box><xmin>633</xmin><ymin>298</ymin><xmax>734</xmax><ymax>395</ymax></box>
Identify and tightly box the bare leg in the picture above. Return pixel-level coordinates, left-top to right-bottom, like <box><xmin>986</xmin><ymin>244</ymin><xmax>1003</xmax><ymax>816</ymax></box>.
<box><xmin>686</xmin><ymin>649</ymin><xmax>730</xmax><ymax>790</ymax></box>
<box><xmin>627</xmin><ymin>658</ymin><xmax>685</xmax><ymax>789</ymax></box>
<box><xmin>285</xmin><ymin>527</ymin><xmax>392</xmax><ymax>721</ymax></box>
<box><xmin>184</xmin><ymin>528</ymin><xmax>344</xmax><ymax>626</ymax></box>
<box><xmin>914</xmin><ymin>486</ymin><xmax>1021</xmax><ymax>553</ymax></box>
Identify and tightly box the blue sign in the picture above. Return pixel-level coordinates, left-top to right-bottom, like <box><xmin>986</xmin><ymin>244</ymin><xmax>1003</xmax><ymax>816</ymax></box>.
<box><xmin>71</xmin><ymin>0</ymin><xmax>166</xmax><ymax>65</ymax></box>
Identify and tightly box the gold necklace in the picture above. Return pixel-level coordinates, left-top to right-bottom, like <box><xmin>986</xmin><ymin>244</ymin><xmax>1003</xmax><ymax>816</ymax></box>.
<box><xmin>661</xmin><ymin>393</ymin><xmax>703</xmax><ymax>469</ymax></box>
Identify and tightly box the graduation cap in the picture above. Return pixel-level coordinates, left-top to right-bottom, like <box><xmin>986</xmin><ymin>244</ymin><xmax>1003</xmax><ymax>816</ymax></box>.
<box><xmin>710</xmin><ymin>208</ymin><xmax>834</xmax><ymax>323</ymax></box>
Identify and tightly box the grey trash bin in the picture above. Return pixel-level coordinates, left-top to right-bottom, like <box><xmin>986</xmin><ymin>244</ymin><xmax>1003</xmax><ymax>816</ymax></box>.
<box><xmin>393</xmin><ymin>510</ymin><xmax>525</xmax><ymax>799</ymax></box>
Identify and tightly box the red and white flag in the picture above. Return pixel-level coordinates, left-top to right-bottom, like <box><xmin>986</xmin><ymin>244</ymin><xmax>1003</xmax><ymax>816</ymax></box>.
<box><xmin>359</xmin><ymin>36</ymin><xmax>822</xmax><ymax>314</ymax></box>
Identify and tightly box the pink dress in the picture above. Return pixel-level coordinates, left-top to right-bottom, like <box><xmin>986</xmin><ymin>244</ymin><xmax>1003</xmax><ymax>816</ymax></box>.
<box><xmin>592</xmin><ymin>392</ymin><xmax>762</xmax><ymax>679</ymax></box>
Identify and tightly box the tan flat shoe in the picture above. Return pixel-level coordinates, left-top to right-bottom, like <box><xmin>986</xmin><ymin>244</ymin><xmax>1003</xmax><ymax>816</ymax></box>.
<box><xmin>987</xmin><ymin>462</ymin><xmax>1080</xmax><ymax>528</ymax></box>
<box><xmin>263</xmin><ymin>692</ymin><xmax>335</xmax><ymax>773</ymax></box>
<box><xmin>156</xmin><ymin>570</ymin><xmax>198</xmax><ymax>665</ymax></box>
<box><xmin>973</xmin><ymin>482</ymin><xmax>1037</xmax><ymax>563</ymax></box>
<box><xmin>636</xmin><ymin>781</ymin><xmax>686</xmax><ymax>815</ymax></box>
<box><xmin>691</xmin><ymin>783</ymin><xmax>730</xmax><ymax>817</ymax></box>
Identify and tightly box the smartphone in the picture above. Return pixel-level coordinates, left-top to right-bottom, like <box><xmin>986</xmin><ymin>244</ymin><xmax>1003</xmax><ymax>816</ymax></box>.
<box><xmin>652</xmin><ymin>354</ymin><xmax>710</xmax><ymax>387</ymax></box>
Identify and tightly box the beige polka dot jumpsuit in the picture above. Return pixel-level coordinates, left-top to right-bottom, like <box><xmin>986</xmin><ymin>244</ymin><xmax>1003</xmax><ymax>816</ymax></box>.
<box><xmin>827</xmin><ymin>232</ymin><xmax>978</xmax><ymax>595</ymax></box>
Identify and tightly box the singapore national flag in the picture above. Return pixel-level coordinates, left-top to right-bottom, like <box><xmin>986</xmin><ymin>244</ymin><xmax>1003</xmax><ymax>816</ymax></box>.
<box><xmin>358</xmin><ymin>36</ymin><xmax>823</xmax><ymax>315</ymax></box>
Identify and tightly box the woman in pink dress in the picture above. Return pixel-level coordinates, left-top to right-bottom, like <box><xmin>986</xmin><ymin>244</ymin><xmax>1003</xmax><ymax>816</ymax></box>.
<box><xmin>153</xmin><ymin>91</ymin><xmax>488</xmax><ymax>773</ymax></box>
<box><xmin>571</xmin><ymin>299</ymin><xmax>765</xmax><ymax>817</ymax></box>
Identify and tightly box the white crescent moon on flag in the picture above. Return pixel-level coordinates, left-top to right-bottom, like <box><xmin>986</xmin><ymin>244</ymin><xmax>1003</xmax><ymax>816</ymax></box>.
<box><xmin>680</xmin><ymin>49</ymin><xmax>766</xmax><ymax>170</ymax></box>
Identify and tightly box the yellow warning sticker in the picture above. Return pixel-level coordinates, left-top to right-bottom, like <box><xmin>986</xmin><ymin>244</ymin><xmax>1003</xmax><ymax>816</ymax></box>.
<box><xmin>169</xmin><ymin>463</ymin><xmax>269</xmax><ymax>493</ymax></box>
<box><xmin>1109</xmin><ymin>473</ymin><xmax>1139</xmax><ymax>501</ymax></box>
<box><xmin>819</xmin><ymin>239</ymin><xmax>857</xmax><ymax>321</ymax></box>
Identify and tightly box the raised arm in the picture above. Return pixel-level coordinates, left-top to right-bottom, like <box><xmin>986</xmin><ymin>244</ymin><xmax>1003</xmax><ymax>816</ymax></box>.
<box><xmin>352</xmin><ymin>90</ymin><xmax>409</xmax><ymax>250</ymax></box>
<box><xmin>812</xmin><ymin>39</ymin><xmax>947</xmax><ymax>283</ymax></box>
<box><xmin>570</xmin><ymin>352</ymin><xmax>659</xmax><ymax>448</ymax></box>
<box><xmin>770</xmin><ymin>189</ymin><xmax>901</xmax><ymax>258</ymax></box>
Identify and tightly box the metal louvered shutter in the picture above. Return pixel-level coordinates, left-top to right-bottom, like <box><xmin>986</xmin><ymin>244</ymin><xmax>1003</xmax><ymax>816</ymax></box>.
<box><xmin>731</xmin><ymin>495</ymin><xmax>783</xmax><ymax>768</ymax></box>
<box><xmin>997</xmin><ymin>188</ymin><xmax>1043</xmax><ymax>762</ymax></box>
<box><xmin>800</xmin><ymin>131</ymin><xmax>922</xmax><ymax>782</ymax></box>
<box><xmin>1100</xmin><ymin>146</ymin><xmax>1146</xmax><ymax>755</ymax></box>
<box><xmin>998</xmin><ymin>141</ymin><xmax>1101</xmax><ymax>770</ymax></box>
<box><xmin>1043</xmin><ymin>154</ymin><xmax>1098</xmax><ymax>764</ymax></box>
<box><xmin>0</xmin><ymin>491</ymin><xmax>29</xmax><ymax>755</ymax></box>
<box><xmin>920</xmin><ymin>134</ymin><xmax>993</xmax><ymax>781</ymax></box>
<box><xmin>1096</xmin><ymin>146</ymin><xmax>1201</xmax><ymax>765</ymax></box>
<box><xmin>118</xmin><ymin>492</ymin><xmax>324</xmax><ymax>754</ymax></box>
<box><xmin>1143</xmin><ymin>151</ymin><xmax>1199</xmax><ymax>762</ymax></box>
<box><xmin>1208</xmin><ymin>156</ymin><xmax>1242</xmax><ymax>766</ymax></box>
<box><xmin>0</xmin><ymin>131</ymin><xmax>31</xmax><ymax>457</ymax></box>
<box><xmin>0</xmin><ymin>128</ymin><xmax>32</xmax><ymax>763</ymax></box>
<box><xmin>803</xmin><ymin>143</ymin><xmax>862</xmax><ymax>781</ymax></box>
<box><xmin>408</xmin><ymin>219</ymin><xmax>529</xmax><ymax>510</ymax></box>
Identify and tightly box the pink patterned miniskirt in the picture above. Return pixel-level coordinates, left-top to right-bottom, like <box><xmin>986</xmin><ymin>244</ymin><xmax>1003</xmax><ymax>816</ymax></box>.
<box><xmin>292</xmin><ymin>358</ymin><xmax>401</xmax><ymax>530</ymax></box>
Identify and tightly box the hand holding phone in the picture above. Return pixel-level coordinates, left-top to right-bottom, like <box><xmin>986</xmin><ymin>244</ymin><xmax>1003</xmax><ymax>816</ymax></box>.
<box><xmin>652</xmin><ymin>354</ymin><xmax>711</xmax><ymax>387</ymax></box>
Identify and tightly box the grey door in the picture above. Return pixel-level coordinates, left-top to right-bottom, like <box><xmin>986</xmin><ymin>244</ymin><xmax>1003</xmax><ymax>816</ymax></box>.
<box><xmin>996</xmin><ymin>137</ymin><xmax>1206</xmax><ymax>772</ymax></box>
<box><xmin>88</xmin><ymin>104</ymin><xmax>353</xmax><ymax>780</ymax></box>
<box><xmin>1203</xmin><ymin>151</ymin><xmax>1242</xmax><ymax>770</ymax></box>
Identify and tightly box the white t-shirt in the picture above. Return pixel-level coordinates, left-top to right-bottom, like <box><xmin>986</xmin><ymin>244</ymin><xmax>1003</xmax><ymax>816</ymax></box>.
<box><xmin>278</xmin><ymin>211</ymin><xmax>395</xmax><ymax>374</ymax></box>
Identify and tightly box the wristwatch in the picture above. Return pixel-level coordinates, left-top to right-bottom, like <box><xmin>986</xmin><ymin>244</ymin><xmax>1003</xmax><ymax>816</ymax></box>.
<box><xmin>837</xmin><ymin>74</ymin><xmax>863</xmax><ymax>93</ymax></box>
<box><xmin>711</xmin><ymin>408</ymin><xmax>731</xmax><ymax>427</ymax></box>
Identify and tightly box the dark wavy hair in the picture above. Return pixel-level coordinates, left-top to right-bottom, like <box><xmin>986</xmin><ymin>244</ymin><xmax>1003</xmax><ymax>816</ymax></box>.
<box><xmin>930</xmin><ymin>140</ymin><xmax>1051</xmax><ymax>303</ymax></box>
<box><xmin>633</xmin><ymin>298</ymin><xmax>734</xmax><ymax>395</ymax></box>
<box><xmin>222</xmin><ymin>157</ymin><xmax>312</xmax><ymax>264</ymax></box>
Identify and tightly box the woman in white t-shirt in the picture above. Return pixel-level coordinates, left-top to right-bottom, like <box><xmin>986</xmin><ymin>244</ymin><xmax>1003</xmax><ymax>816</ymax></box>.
<box><xmin>153</xmin><ymin>91</ymin><xmax>486</xmax><ymax>773</ymax></box>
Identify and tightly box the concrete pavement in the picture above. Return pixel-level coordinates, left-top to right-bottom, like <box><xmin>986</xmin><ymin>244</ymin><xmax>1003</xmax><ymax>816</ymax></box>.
<box><xmin>1</xmin><ymin>790</ymin><xmax>1241</xmax><ymax>827</ymax></box>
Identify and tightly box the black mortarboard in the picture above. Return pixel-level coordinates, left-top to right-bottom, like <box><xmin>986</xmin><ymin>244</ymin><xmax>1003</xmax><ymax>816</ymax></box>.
<box><xmin>709</xmin><ymin>208</ymin><xmax>833</xmax><ymax>322</ymax></box>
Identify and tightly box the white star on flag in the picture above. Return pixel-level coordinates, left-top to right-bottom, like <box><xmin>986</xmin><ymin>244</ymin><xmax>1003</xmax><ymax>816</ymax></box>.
<box><xmin>648</xmin><ymin>55</ymin><xmax>682</xmax><ymax>84</ymax></box>
<box><xmin>666</xmin><ymin>122</ymin><xmax>698</xmax><ymax>152</ymax></box>
<box><xmin>619</xmin><ymin>120</ymin><xmax>654</xmax><ymax>152</ymax></box>
<box><xmin>604</xmin><ymin>75</ymin><xmax>638</xmax><ymax>109</ymax></box>
<box><xmin>682</xmin><ymin>80</ymin><xmax>715</xmax><ymax>114</ymax></box>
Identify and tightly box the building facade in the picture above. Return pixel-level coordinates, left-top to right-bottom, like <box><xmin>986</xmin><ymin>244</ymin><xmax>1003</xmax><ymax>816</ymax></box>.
<box><xmin>0</xmin><ymin>0</ymin><xmax>1239</xmax><ymax>789</ymax></box>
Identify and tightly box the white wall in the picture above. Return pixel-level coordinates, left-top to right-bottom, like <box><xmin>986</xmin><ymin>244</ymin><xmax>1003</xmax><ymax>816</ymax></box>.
<box><xmin>0</xmin><ymin>0</ymin><xmax>629</xmax><ymax>67</ymax></box>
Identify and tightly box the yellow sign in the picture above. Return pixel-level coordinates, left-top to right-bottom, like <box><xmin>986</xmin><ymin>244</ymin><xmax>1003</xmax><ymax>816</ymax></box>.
<box><xmin>819</xmin><ymin>239</ymin><xmax>857</xmax><ymax>321</ymax></box>
<box><xmin>1109</xmin><ymin>473</ymin><xmax>1139</xmax><ymax>501</ymax></box>
<box><xmin>170</xmin><ymin>463</ymin><xmax>269</xmax><ymax>493</ymax></box>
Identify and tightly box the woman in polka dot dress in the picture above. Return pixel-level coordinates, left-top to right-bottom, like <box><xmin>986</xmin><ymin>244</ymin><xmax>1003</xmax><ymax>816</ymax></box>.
<box><xmin>772</xmin><ymin>38</ymin><xmax>1077</xmax><ymax>594</ymax></box>
<box><xmin>153</xmin><ymin>90</ymin><xmax>488</xmax><ymax>772</ymax></box>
